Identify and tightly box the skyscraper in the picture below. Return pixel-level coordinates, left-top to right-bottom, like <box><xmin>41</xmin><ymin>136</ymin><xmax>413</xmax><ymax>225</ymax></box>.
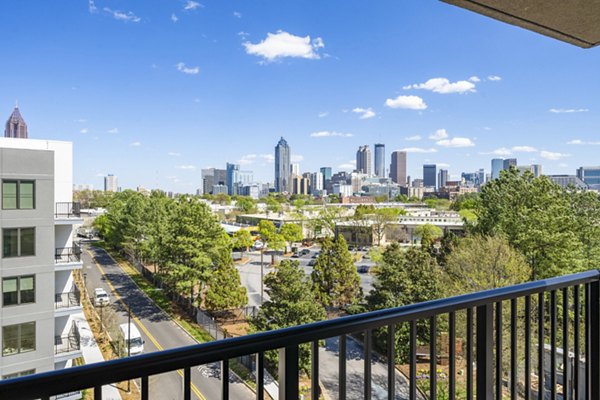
<box><xmin>104</xmin><ymin>174</ymin><xmax>118</xmax><ymax>192</ymax></box>
<box><xmin>356</xmin><ymin>145</ymin><xmax>372</xmax><ymax>175</ymax></box>
<box><xmin>503</xmin><ymin>158</ymin><xmax>517</xmax><ymax>170</ymax></box>
<box><xmin>226</xmin><ymin>163</ymin><xmax>240</xmax><ymax>195</ymax></box>
<box><xmin>275</xmin><ymin>137</ymin><xmax>291</xmax><ymax>193</ymax></box>
<box><xmin>491</xmin><ymin>159</ymin><xmax>504</xmax><ymax>180</ymax></box>
<box><xmin>374</xmin><ymin>143</ymin><xmax>385</xmax><ymax>177</ymax></box>
<box><xmin>423</xmin><ymin>164</ymin><xmax>437</xmax><ymax>189</ymax></box>
<box><xmin>311</xmin><ymin>172</ymin><xmax>323</xmax><ymax>193</ymax></box>
<box><xmin>438</xmin><ymin>169</ymin><xmax>448</xmax><ymax>189</ymax></box>
<box><xmin>5</xmin><ymin>105</ymin><xmax>28</xmax><ymax>138</ymax></box>
<box><xmin>577</xmin><ymin>166</ymin><xmax>600</xmax><ymax>190</ymax></box>
<box><xmin>290</xmin><ymin>163</ymin><xmax>300</xmax><ymax>177</ymax></box>
<box><xmin>390</xmin><ymin>151</ymin><xmax>407</xmax><ymax>187</ymax></box>
<box><xmin>532</xmin><ymin>164</ymin><xmax>542</xmax><ymax>178</ymax></box>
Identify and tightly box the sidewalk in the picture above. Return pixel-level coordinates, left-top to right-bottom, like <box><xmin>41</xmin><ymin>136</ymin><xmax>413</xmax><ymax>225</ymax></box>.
<box><xmin>73</xmin><ymin>313</ymin><xmax>122</xmax><ymax>400</ymax></box>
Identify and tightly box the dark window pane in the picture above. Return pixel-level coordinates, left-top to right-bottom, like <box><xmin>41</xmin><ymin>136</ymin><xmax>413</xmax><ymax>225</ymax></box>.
<box><xmin>20</xmin><ymin>322</ymin><xmax>35</xmax><ymax>353</ymax></box>
<box><xmin>19</xmin><ymin>182</ymin><xmax>34</xmax><ymax>209</ymax></box>
<box><xmin>19</xmin><ymin>228</ymin><xmax>35</xmax><ymax>256</ymax></box>
<box><xmin>3</xmin><ymin>229</ymin><xmax>19</xmax><ymax>258</ymax></box>
<box><xmin>2</xmin><ymin>278</ymin><xmax>18</xmax><ymax>306</ymax></box>
<box><xmin>19</xmin><ymin>276</ymin><xmax>35</xmax><ymax>304</ymax></box>
<box><xmin>2</xmin><ymin>182</ymin><xmax>17</xmax><ymax>209</ymax></box>
<box><xmin>2</xmin><ymin>325</ymin><xmax>19</xmax><ymax>356</ymax></box>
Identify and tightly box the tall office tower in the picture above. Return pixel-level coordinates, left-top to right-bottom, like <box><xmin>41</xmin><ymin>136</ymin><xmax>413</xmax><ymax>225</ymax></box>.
<box><xmin>389</xmin><ymin>151</ymin><xmax>407</xmax><ymax>187</ymax></box>
<box><xmin>201</xmin><ymin>168</ymin><xmax>215</xmax><ymax>195</ymax></box>
<box><xmin>290</xmin><ymin>163</ymin><xmax>300</xmax><ymax>177</ymax></box>
<box><xmin>491</xmin><ymin>159</ymin><xmax>504</xmax><ymax>180</ymax></box>
<box><xmin>226</xmin><ymin>163</ymin><xmax>240</xmax><ymax>196</ymax></box>
<box><xmin>274</xmin><ymin>137</ymin><xmax>291</xmax><ymax>193</ymax></box>
<box><xmin>356</xmin><ymin>145</ymin><xmax>372</xmax><ymax>175</ymax></box>
<box><xmin>4</xmin><ymin>105</ymin><xmax>28</xmax><ymax>139</ymax></box>
<box><xmin>438</xmin><ymin>169</ymin><xmax>448</xmax><ymax>189</ymax></box>
<box><xmin>320</xmin><ymin>167</ymin><xmax>332</xmax><ymax>183</ymax></box>
<box><xmin>0</xmin><ymin>138</ymin><xmax>83</xmax><ymax>379</ymax></box>
<box><xmin>374</xmin><ymin>143</ymin><xmax>385</xmax><ymax>177</ymax></box>
<box><xmin>423</xmin><ymin>164</ymin><xmax>437</xmax><ymax>189</ymax></box>
<box><xmin>477</xmin><ymin>169</ymin><xmax>485</xmax><ymax>185</ymax></box>
<box><xmin>532</xmin><ymin>164</ymin><xmax>542</xmax><ymax>178</ymax></box>
<box><xmin>311</xmin><ymin>172</ymin><xmax>323</xmax><ymax>193</ymax></box>
<box><xmin>577</xmin><ymin>166</ymin><xmax>600</xmax><ymax>190</ymax></box>
<box><xmin>503</xmin><ymin>158</ymin><xmax>517</xmax><ymax>170</ymax></box>
<box><xmin>104</xmin><ymin>174</ymin><xmax>118</xmax><ymax>192</ymax></box>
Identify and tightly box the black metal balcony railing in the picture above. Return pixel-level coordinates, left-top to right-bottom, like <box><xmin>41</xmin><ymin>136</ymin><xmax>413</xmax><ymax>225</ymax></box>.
<box><xmin>54</xmin><ymin>289</ymin><xmax>81</xmax><ymax>310</ymax></box>
<box><xmin>54</xmin><ymin>322</ymin><xmax>81</xmax><ymax>356</ymax></box>
<box><xmin>55</xmin><ymin>202</ymin><xmax>81</xmax><ymax>218</ymax></box>
<box><xmin>55</xmin><ymin>245</ymin><xmax>81</xmax><ymax>264</ymax></box>
<box><xmin>0</xmin><ymin>270</ymin><xmax>599</xmax><ymax>400</ymax></box>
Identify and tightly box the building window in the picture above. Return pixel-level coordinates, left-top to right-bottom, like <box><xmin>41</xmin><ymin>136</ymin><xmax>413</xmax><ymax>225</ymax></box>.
<box><xmin>2</xmin><ymin>228</ymin><xmax>35</xmax><ymax>258</ymax></box>
<box><xmin>2</xmin><ymin>322</ymin><xmax>35</xmax><ymax>356</ymax></box>
<box><xmin>2</xmin><ymin>369</ymin><xmax>35</xmax><ymax>380</ymax></box>
<box><xmin>2</xmin><ymin>276</ymin><xmax>35</xmax><ymax>306</ymax></box>
<box><xmin>2</xmin><ymin>180</ymin><xmax>35</xmax><ymax>210</ymax></box>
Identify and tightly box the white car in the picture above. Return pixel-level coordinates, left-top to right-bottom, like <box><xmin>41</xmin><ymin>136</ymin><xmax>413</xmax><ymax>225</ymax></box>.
<box><xmin>253</xmin><ymin>240</ymin><xmax>264</xmax><ymax>250</ymax></box>
<box><xmin>94</xmin><ymin>288</ymin><xmax>110</xmax><ymax>306</ymax></box>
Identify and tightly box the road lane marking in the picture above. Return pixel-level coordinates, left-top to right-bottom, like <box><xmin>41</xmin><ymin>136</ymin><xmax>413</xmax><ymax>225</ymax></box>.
<box><xmin>86</xmin><ymin>249</ymin><xmax>206</xmax><ymax>400</ymax></box>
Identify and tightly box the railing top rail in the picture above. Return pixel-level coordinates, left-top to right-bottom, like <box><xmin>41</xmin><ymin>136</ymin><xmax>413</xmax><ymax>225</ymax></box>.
<box><xmin>1</xmin><ymin>269</ymin><xmax>598</xmax><ymax>399</ymax></box>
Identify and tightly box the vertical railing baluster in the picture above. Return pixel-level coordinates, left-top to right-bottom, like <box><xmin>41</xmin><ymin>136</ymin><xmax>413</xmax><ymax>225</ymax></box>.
<box><xmin>184</xmin><ymin>366</ymin><xmax>191</xmax><ymax>400</ymax></box>
<box><xmin>590</xmin><ymin>280</ymin><xmax>600</xmax><ymax>399</ymax></box>
<box><xmin>511</xmin><ymin>298</ymin><xmax>517</xmax><ymax>399</ymax></box>
<box><xmin>586</xmin><ymin>283</ymin><xmax>590</xmax><ymax>398</ymax></box>
<box><xmin>430</xmin><ymin>316</ymin><xmax>437</xmax><ymax>400</ymax></box>
<box><xmin>339</xmin><ymin>335</ymin><xmax>347</xmax><ymax>400</ymax></box>
<box><xmin>563</xmin><ymin>287</ymin><xmax>569</xmax><ymax>400</ymax></box>
<box><xmin>387</xmin><ymin>324</ymin><xmax>395</xmax><ymax>400</ymax></box>
<box><xmin>257</xmin><ymin>352</ymin><xmax>265</xmax><ymax>400</ymax></box>
<box><xmin>539</xmin><ymin>291</ymin><xmax>545</xmax><ymax>400</ymax></box>
<box><xmin>141</xmin><ymin>375</ymin><xmax>149</xmax><ymax>400</ymax></box>
<box><xmin>364</xmin><ymin>330</ymin><xmax>372</xmax><ymax>400</ymax></box>
<box><xmin>525</xmin><ymin>295</ymin><xmax>531</xmax><ymax>400</ymax></box>
<box><xmin>496</xmin><ymin>301</ymin><xmax>502</xmax><ymax>400</ymax></box>
<box><xmin>410</xmin><ymin>320</ymin><xmax>417</xmax><ymax>400</ymax></box>
<box><xmin>551</xmin><ymin>290</ymin><xmax>557</xmax><ymax>400</ymax></box>
<box><xmin>311</xmin><ymin>343</ymin><xmax>319</xmax><ymax>400</ymax></box>
<box><xmin>222</xmin><ymin>359</ymin><xmax>230</xmax><ymax>400</ymax></box>
<box><xmin>94</xmin><ymin>386</ymin><xmax>102</xmax><ymax>400</ymax></box>
<box><xmin>574</xmin><ymin>285</ymin><xmax>580</xmax><ymax>400</ymax></box>
<box><xmin>467</xmin><ymin>308</ymin><xmax>473</xmax><ymax>400</ymax></box>
<box><xmin>278</xmin><ymin>346</ymin><xmax>299</xmax><ymax>400</ymax></box>
<box><xmin>477</xmin><ymin>304</ymin><xmax>494</xmax><ymax>399</ymax></box>
<box><xmin>449</xmin><ymin>312</ymin><xmax>456</xmax><ymax>400</ymax></box>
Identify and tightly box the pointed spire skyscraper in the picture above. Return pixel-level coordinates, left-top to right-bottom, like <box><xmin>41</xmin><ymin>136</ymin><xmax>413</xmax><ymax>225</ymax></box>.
<box><xmin>5</xmin><ymin>104</ymin><xmax>28</xmax><ymax>138</ymax></box>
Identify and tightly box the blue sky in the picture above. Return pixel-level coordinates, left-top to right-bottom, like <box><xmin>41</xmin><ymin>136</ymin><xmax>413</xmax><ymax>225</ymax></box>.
<box><xmin>0</xmin><ymin>1</ymin><xmax>599</xmax><ymax>192</ymax></box>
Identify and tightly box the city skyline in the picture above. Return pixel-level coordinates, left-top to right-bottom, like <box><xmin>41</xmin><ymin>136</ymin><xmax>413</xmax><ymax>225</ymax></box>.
<box><xmin>1</xmin><ymin>2</ymin><xmax>599</xmax><ymax>192</ymax></box>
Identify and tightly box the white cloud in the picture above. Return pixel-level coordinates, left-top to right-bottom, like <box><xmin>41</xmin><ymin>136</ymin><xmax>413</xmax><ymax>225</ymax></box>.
<box><xmin>405</xmin><ymin>135</ymin><xmax>421</xmax><ymax>141</ymax></box>
<box><xmin>567</xmin><ymin>139</ymin><xmax>600</xmax><ymax>145</ymax></box>
<box><xmin>233</xmin><ymin>11</ymin><xmax>242</xmax><ymax>18</ymax></box>
<box><xmin>130</xmin><ymin>141</ymin><xmax>142</xmax><ymax>147</ymax></box>
<box><xmin>103</xmin><ymin>8</ymin><xmax>141</xmax><ymax>22</ymax></box>
<box><xmin>171</xmin><ymin>13</ymin><xmax>178</xmax><ymax>22</ymax></box>
<box><xmin>75</xmin><ymin>118</ymin><xmax>87</xmax><ymax>123</ymax></box>
<box><xmin>429</xmin><ymin>129</ymin><xmax>448</xmax><ymax>140</ymax></box>
<box><xmin>168</xmin><ymin>152</ymin><xmax>181</xmax><ymax>157</ymax></box>
<box><xmin>237</xmin><ymin>154</ymin><xmax>257</xmax><ymax>165</ymax></box>
<box><xmin>176</xmin><ymin>62</ymin><xmax>200</xmax><ymax>75</ymax></box>
<box><xmin>184</xmin><ymin>1</ymin><xmax>202</xmax><ymax>11</ymax></box>
<box><xmin>338</xmin><ymin>160</ymin><xmax>357</xmax><ymax>170</ymax></box>
<box><xmin>310</xmin><ymin>131</ymin><xmax>353</xmax><ymax>138</ymax></box>
<box><xmin>436</xmin><ymin>137</ymin><xmax>475</xmax><ymax>148</ymax></box>
<box><xmin>488</xmin><ymin>75</ymin><xmax>502</xmax><ymax>81</ymax></box>
<box><xmin>352</xmin><ymin>107</ymin><xmax>376</xmax><ymax>119</ymax></box>
<box><xmin>238</xmin><ymin>31</ymin><xmax>249</xmax><ymax>38</ymax></box>
<box><xmin>488</xmin><ymin>147</ymin><xmax>512</xmax><ymax>156</ymax></box>
<box><xmin>540</xmin><ymin>151</ymin><xmax>570</xmax><ymax>160</ymax></box>
<box><xmin>107</xmin><ymin>128</ymin><xmax>119</xmax><ymax>134</ymax></box>
<box><xmin>549</xmin><ymin>108</ymin><xmax>589</xmax><ymax>113</ymax></box>
<box><xmin>259</xmin><ymin>154</ymin><xmax>275</xmax><ymax>163</ymax></box>
<box><xmin>318</xmin><ymin>111</ymin><xmax>329</xmax><ymax>118</ymax></box>
<box><xmin>559</xmin><ymin>163</ymin><xmax>569</xmax><ymax>168</ymax></box>
<box><xmin>468</xmin><ymin>76</ymin><xmax>481</xmax><ymax>82</ymax></box>
<box><xmin>88</xmin><ymin>0</ymin><xmax>98</xmax><ymax>13</ymax></box>
<box><xmin>79</xmin><ymin>128</ymin><xmax>88</xmax><ymax>134</ymax></box>
<box><xmin>384</xmin><ymin>95</ymin><xmax>427</xmax><ymax>110</ymax></box>
<box><xmin>176</xmin><ymin>165</ymin><xmax>197</xmax><ymax>170</ymax></box>
<box><xmin>243</xmin><ymin>31</ymin><xmax>325</xmax><ymax>61</ymax></box>
<box><xmin>406</xmin><ymin>77</ymin><xmax>476</xmax><ymax>94</ymax></box>
<box><xmin>398</xmin><ymin>147</ymin><xmax>438</xmax><ymax>153</ymax></box>
<box><xmin>291</xmin><ymin>155</ymin><xmax>304</xmax><ymax>162</ymax></box>
<box><xmin>512</xmin><ymin>146</ymin><xmax>537</xmax><ymax>152</ymax></box>
<box><xmin>437</xmin><ymin>163</ymin><xmax>451</xmax><ymax>168</ymax></box>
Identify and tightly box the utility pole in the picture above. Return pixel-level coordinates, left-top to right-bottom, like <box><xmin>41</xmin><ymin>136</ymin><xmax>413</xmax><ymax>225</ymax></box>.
<box><xmin>260</xmin><ymin>247</ymin><xmax>264</xmax><ymax>304</ymax></box>
<box><xmin>127</xmin><ymin>302</ymin><xmax>131</xmax><ymax>392</ymax></box>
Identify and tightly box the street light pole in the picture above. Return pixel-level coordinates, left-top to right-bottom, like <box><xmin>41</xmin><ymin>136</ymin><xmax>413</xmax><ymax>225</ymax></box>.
<box><xmin>127</xmin><ymin>302</ymin><xmax>132</xmax><ymax>392</ymax></box>
<box><xmin>260</xmin><ymin>248</ymin><xmax>264</xmax><ymax>305</ymax></box>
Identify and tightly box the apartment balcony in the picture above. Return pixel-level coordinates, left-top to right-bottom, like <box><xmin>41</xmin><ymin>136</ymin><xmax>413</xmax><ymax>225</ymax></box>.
<box><xmin>54</xmin><ymin>202</ymin><xmax>84</xmax><ymax>225</ymax></box>
<box><xmin>54</xmin><ymin>289</ymin><xmax>81</xmax><ymax>317</ymax></box>
<box><xmin>0</xmin><ymin>270</ymin><xmax>598</xmax><ymax>399</ymax></box>
<box><xmin>54</xmin><ymin>322</ymin><xmax>81</xmax><ymax>364</ymax></box>
<box><xmin>54</xmin><ymin>245</ymin><xmax>82</xmax><ymax>271</ymax></box>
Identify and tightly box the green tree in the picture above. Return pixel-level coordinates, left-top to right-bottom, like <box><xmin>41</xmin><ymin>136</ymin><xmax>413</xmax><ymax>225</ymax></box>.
<box><xmin>232</xmin><ymin>229</ymin><xmax>254</xmax><ymax>259</ymax></box>
<box><xmin>258</xmin><ymin>220</ymin><xmax>286</xmax><ymax>264</ymax></box>
<box><xmin>280</xmin><ymin>223</ymin><xmax>303</xmax><ymax>253</ymax></box>
<box><xmin>235</xmin><ymin>196</ymin><xmax>257</xmax><ymax>213</ymax></box>
<box><xmin>414</xmin><ymin>224</ymin><xmax>443</xmax><ymax>247</ymax></box>
<box><xmin>444</xmin><ymin>235</ymin><xmax>530</xmax><ymax>296</ymax></box>
<box><xmin>372</xmin><ymin>208</ymin><xmax>403</xmax><ymax>246</ymax></box>
<box><xmin>251</xmin><ymin>260</ymin><xmax>325</xmax><ymax>373</ymax></box>
<box><xmin>311</xmin><ymin>236</ymin><xmax>361</xmax><ymax>307</ymax></box>
<box><xmin>265</xmin><ymin>196</ymin><xmax>282</xmax><ymax>214</ymax></box>
<box><xmin>205</xmin><ymin>261</ymin><xmax>248</xmax><ymax>312</ymax></box>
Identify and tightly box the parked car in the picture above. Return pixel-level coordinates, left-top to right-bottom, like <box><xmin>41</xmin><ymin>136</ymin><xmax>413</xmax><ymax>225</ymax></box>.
<box><xmin>253</xmin><ymin>240</ymin><xmax>264</xmax><ymax>250</ymax></box>
<box><xmin>291</xmin><ymin>252</ymin><xmax>300</xmax><ymax>258</ymax></box>
<box><xmin>300</xmin><ymin>249</ymin><xmax>310</xmax><ymax>256</ymax></box>
<box><xmin>119</xmin><ymin>323</ymin><xmax>145</xmax><ymax>355</ymax></box>
<box><xmin>360</xmin><ymin>246</ymin><xmax>369</xmax><ymax>251</ymax></box>
<box><xmin>94</xmin><ymin>288</ymin><xmax>110</xmax><ymax>306</ymax></box>
<box><xmin>308</xmin><ymin>259</ymin><xmax>317</xmax><ymax>266</ymax></box>
<box><xmin>312</xmin><ymin>252</ymin><xmax>320</xmax><ymax>258</ymax></box>
<box><xmin>357</xmin><ymin>265</ymin><xmax>370</xmax><ymax>273</ymax></box>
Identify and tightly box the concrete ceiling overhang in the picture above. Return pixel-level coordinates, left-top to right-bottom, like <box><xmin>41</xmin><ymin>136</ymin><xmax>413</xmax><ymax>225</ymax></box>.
<box><xmin>441</xmin><ymin>0</ymin><xmax>600</xmax><ymax>48</ymax></box>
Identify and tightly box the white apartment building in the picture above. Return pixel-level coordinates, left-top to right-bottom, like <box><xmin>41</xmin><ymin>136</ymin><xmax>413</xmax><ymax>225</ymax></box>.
<box><xmin>0</xmin><ymin>138</ymin><xmax>83</xmax><ymax>387</ymax></box>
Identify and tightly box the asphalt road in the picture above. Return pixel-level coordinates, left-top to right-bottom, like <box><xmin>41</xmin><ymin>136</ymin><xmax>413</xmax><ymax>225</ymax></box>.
<box><xmin>81</xmin><ymin>244</ymin><xmax>255</xmax><ymax>400</ymax></box>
